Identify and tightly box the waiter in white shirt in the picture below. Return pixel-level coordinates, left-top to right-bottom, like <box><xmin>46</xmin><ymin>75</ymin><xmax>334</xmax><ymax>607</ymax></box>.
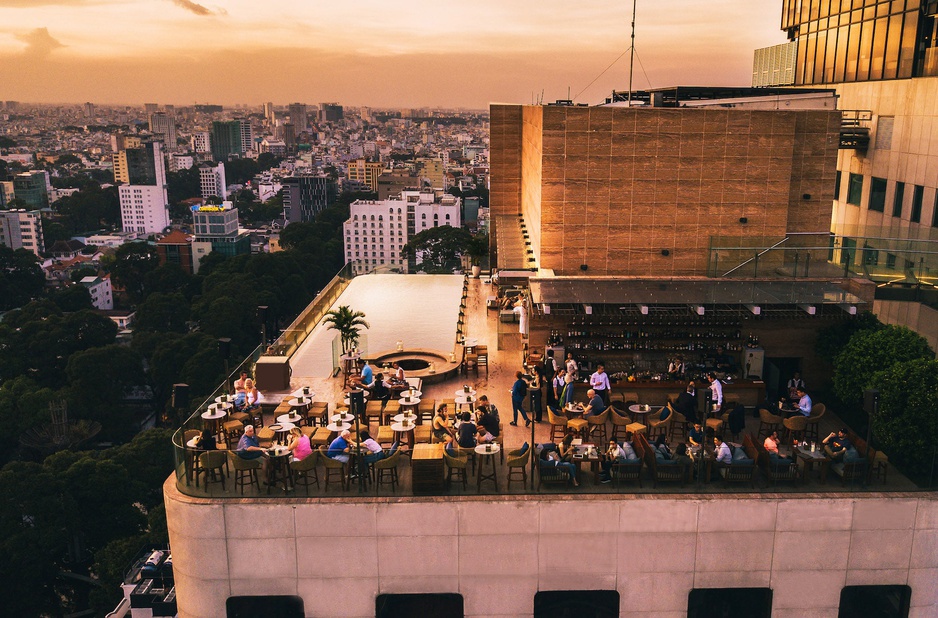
<box><xmin>706</xmin><ymin>371</ymin><xmax>723</xmax><ymax>416</ymax></box>
<box><xmin>589</xmin><ymin>364</ymin><xmax>611</xmax><ymax>405</ymax></box>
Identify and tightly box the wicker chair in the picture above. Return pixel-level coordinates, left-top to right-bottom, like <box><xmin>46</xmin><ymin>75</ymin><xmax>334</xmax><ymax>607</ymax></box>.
<box><xmin>610</xmin><ymin>408</ymin><xmax>632</xmax><ymax>442</ymax></box>
<box><xmin>318</xmin><ymin>445</ymin><xmax>348</xmax><ymax>492</ymax></box>
<box><xmin>506</xmin><ymin>446</ymin><xmax>531</xmax><ymax>490</ymax></box>
<box><xmin>755</xmin><ymin>439</ymin><xmax>800</xmax><ymax>486</ymax></box>
<box><xmin>443</xmin><ymin>448</ymin><xmax>469</xmax><ymax>489</ymax></box>
<box><xmin>199</xmin><ymin>450</ymin><xmax>227</xmax><ymax>490</ymax></box>
<box><xmin>548</xmin><ymin>406</ymin><xmax>569</xmax><ymax>441</ymax></box>
<box><xmin>783</xmin><ymin>415</ymin><xmax>807</xmax><ymax>444</ymax></box>
<box><xmin>228</xmin><ymin>451</ymin><xmax>262</xmax><ymax>495</ymax></box>
<box><xmin>647</xmin><ymin>407</ymin><xmax>673</xmax><ymax>441</ymax></box>
<box><xmin>758</xmin><ymin>407</ymin><xmax>784</xmax><ymax>439</ymax></box>
<box><xmin>804</xmin><ymin>403</ymin><xmax>826</xmax><ymax>443</ymax></box>
<box><xmin>374</xmin><ymin>448</ymin><xmax>402</xmax><ymax>492</ymax></box>
<box><xmin>668</xmin><ymin>411</ymin><xmax>688</xmax><ymax>442</ymax></box>
<box><xmin>291</xmin><ymin>450</ymin><xmax>320</xmax><ymax>494</ymax></box>
<box><xmin>587</xmin><ymin>408</ymin><xmax>610</xmax><ymax>443</ymax></box>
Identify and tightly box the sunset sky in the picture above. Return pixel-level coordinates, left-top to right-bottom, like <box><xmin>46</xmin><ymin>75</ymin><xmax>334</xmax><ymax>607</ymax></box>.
<box><xmin>0</xmin><ymin>0</ymin><xmax>788</xmax><ymax>108</ymax></box>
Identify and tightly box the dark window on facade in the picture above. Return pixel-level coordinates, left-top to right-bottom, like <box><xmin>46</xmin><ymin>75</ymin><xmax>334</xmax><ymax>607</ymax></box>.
<box><xmin>839</xmin><ymin>585</ymin><xmax>911</xmax><ymax>618</ymax></box>
<box><xmin>863</xmin><ymin>243</ymin><xmax>879</xmax><ymax>266</ymax></box>
<box><xmin>893</xmin><ymin>181</ymin><xmax>905</xmax><ymax>217</ymax></box>
<box><xmin>534</xmin><ymin>590</ymin><xmax>619</xmax><ymax>618</ymax></box>
<box><xmin>911</xmin><ymin>185</ymin><xmax>924</xmax><ymax>223</ymax></box>
<box><xmin>933</xmin><ymin>190</ymin><xmax>938</xmax><ymax>227</ymax></box>
<box><xmin>376</xmin><ymin>594</ymin><xmax>463</xmax><ymax>618</ymax></box>
<box><xmin>847</xmin><ymin>173</ymin><xmax>863</xmax><ymax>206</ymax></box>
<box><xmin>227</xmin><ymin>596</ymin><xmax>304</xmax><ymax>618</ymax></box>
<box><xmin>842</xmin><ymin>237</ymin><xmax>857</xmax><ymax>266</ymax></box>
<box><xmin>688</xmin><ymin>588</ymin><xmax>773</xmax><ymax>618</ymax></box>
<box><xmin>887</xmin><ymin>253</ymin><xmax>897</xmax><ymax>269</ymax></box>
<box><xmin>834</xmin><ymin>171</ymin><xmax>842</xmax><ymax>201</ymax></box>
<box><xmin>869</xmin><ymin>177</ymin><xmax>887</xmax><ymax>212</ymax></box>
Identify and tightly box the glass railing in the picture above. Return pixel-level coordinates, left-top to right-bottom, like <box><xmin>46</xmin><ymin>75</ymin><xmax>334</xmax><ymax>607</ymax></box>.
<box><xmin>708</xmin><ymin>231</ymin><xmax>938</xmax><ymax>284</ymax></box>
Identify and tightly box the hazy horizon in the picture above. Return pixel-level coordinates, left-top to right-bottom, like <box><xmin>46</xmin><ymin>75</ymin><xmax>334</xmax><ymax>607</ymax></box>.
<box><xmin>1</xmin><ymin>1</ymin><xmax>788</xmax><ymax>109</ymax></box>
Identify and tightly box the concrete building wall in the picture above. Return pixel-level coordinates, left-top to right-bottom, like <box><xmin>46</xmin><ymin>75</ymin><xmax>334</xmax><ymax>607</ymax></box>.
<box><xmin>491</xmin><ymin>104</ymin><xmax>840</xmax><ymax>276</ymax></box>
<box><xmin>165</xmin><ymin>480</ymin><xmax>938</xmax><ymax>618</ymax></box>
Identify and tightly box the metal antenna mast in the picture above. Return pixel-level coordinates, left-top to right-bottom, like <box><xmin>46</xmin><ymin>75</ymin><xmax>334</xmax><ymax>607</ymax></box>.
<box><xmin>628</xmin><ymin>0</ymin><xmax>637</xmax><ymax>106</ymax></box>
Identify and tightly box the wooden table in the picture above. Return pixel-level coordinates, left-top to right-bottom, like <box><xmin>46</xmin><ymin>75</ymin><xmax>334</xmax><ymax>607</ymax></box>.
<box><xmin>475</xmin><ymin>443</ymin><xmax>500</xmax><ymax>491</ymax></box>
<box><xmin>412</xmin><ymin>443</ymin><xmax>445</xmax><ymax>494</ymax></box>
<box><xmin>265</xmin><ymin>446</ymin><xmax>293</xmax><ymax>493</ymax></box>
<box><xmin>571</xmin><ymin>444</ymin><xmax>601</xmax><ymax>484</ymax></box>
<box><xmin>794</xmin><ymin>446</ymin><xmax>830</xmax><ymax>482</ymax></box>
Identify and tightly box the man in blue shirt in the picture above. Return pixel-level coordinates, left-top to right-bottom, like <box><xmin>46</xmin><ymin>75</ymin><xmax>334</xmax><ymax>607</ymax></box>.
<box><xmin>327</xmin><ymin>430</ymin><xmax>351</xmax><ymax>463</ymax></box>
<box><xmin>510</xmin><ymin>371</ymin><xmax>531</xmax><ymax>427</ymax></box>
<box><xmin>583</xmin><ymin>389</ymin><xmax>605</xmax><ymax>417</ymax></box>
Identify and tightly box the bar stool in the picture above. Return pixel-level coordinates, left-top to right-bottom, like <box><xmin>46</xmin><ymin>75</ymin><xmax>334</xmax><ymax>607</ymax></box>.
<box><xmin>587</xmin><ymin>408</ymin><xmax>609</xmax><ymax>443</ymax></box>
<box><xmin>611</xmin><ymin>409</ymin><xmax>632</xmax><ymax>442</ymax></box>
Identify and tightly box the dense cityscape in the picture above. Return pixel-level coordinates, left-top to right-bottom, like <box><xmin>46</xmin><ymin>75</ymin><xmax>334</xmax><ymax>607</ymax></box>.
<box><xmin>3</xmin><ymin>1</ymin><xmax>938</xmax><ymax>618</ymax></box>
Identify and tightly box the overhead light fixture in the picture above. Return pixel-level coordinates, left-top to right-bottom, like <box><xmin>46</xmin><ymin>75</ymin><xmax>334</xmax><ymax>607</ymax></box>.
<box><xmin>691</xmin><ymin>305</ymin><xmax>705</xmax><ymax>316</ymax></box>
<box><xmin>584</xmin><ymin>305</ymin><xmax>592</xmax><ymax>315</ymax></box>
<box><xmin>799</xmin><ymin>304</ymin><xmax>816</xmax><ymax>315</ymax></box>
<box><xmin>747</xmin><ymin>305</ymin><xmax>761</xmax><ymax>315</ymax></box>
<box><xmin>638</xmin><ymin>304</ymin><xmax>649</xmax><ymax>315</ymax></box>
<box><xmin>543</xmin><ymin>304</ymin><xmax>550</xmax><ymax>314</ymax></box>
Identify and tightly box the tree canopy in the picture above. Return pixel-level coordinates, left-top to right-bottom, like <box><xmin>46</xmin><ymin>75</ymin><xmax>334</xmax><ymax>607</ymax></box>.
<box><xmin>401</xmin><ymin>225</ymin><xmax>473</xmax><ymax>273</ymax></box>
<box><xmin>0</xmin><ymin>246</ymin><xmax>45</xmax><ymax>310</ymax></box>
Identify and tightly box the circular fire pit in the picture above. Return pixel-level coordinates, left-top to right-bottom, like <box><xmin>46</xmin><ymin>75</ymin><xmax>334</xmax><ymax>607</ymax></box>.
<box><xmin>369</xmin><ymin>349</ymin><xmax>460</xmax><ymax>384</ymax></box>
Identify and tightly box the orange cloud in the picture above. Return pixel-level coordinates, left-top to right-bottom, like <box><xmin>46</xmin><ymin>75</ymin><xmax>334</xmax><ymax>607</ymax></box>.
<box><xmin>15</xmin><ymin>27</ymin><xmax>65</xmax><ymax>58</ymax></box>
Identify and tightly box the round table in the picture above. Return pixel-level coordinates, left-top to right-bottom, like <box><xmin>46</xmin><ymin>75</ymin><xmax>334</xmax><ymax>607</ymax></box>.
<box><xmin>288</xmin><ymin>396</ymin><xmax>312</xmax><ymax>408</ymax></box>
<box><xmin>392</xmin><ymin>413</ymin><xmax>418</xmax><ymax>423</ymax></box>
<box><xmin>398</xmin><ymin>397</ymin><xmax>420</xmax><ymax>415</ymax></box>
<box><xmin>207</xmin><ymin>402</ymin><xmax>233</xmax><ymax>413</ymax></box>
<box><xmin>455</xmin><ymin>394</ymin><xmax>475</xmax><ymax>414</ymax></box>
<box><xmin>455</xmin><ymin>388</ymin><xmax>477</xmax><ymax>398</ymax></box>
<box><xmin>474</xmin><ymin>443</ymin><xmax>500</xmax><ymax>491</ymax></box>
<box><xmin>399</xmin><ymin>389</ymin><xmax>422</xmax><ymax>399</ymax></box>
<box><xmin>343</xmin><ymin>393</ymin><xmax>369</xmax><ymax>407</ymax></box>
<box><xmin>565</xmin><ymin>403</ymin><xmax>586</xmax><ymax>417</ymax></box>
<box><xmin>277</xmin><ymin>412</ymin><xmax>304</xmax><ymax>425</ymax></box>
<box><xmin>214</xmin><ymin>395</ymin><xmax>235</xmax><ymax>405</ymax></box>
<box><xmin>390</xmin><ymin>421</ymin><xmax>416</xmax><ymax>449</ymax></box>
<box><xmin>326</xmin><ymin>421</ymin><xmax>352</xmax><ymax>432</ymax></box>
<box><xmin>628</xmin><ymin>404</ymin><xmax>654</xmax><ymax>421</ymax></box>
<box><xmin>463</xmin><ymin>338</ymin><xmax>479</xmax><ymax>350</ymax></box>
<box><xmin>291</xmin><ymin>387</ymin><xmax>316</xmax><ymax>399</ymax></box>
<box><xmin>201</xmin><ymin>409</ymin><xmax>227</xmax><ymax>433</ymax></box>
<box><xmin>269</xmin><ymin>422</ymin><xmax>295</xmax><ymax>445</ymax></box>
<box><xmin>330</xmin><ymin>412</ymin><xmax>356</xmax><ymax>424</ymax></box>
<box><xmin>265</xmin><ymin>446</ymin><xmax>293</xmax><ymax>493</ymax></box>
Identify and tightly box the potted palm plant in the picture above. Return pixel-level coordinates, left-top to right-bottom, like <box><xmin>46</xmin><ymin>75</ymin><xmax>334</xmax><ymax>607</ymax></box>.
<box><xmin>467</xmin><ymin>233</ymin><xmax>489</xmax><ymax>278</ymax></box>
<box><xmin>323</xmin><ymin>305</ymin><xmax>370</xmax><ymax>354</ymax></box>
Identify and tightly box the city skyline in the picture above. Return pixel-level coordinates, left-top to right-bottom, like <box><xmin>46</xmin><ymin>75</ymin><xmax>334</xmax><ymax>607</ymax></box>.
<box><xmin>0</xmin><ymin>0</ymin><xmax>788</xmax><ymax>108</ymax></box>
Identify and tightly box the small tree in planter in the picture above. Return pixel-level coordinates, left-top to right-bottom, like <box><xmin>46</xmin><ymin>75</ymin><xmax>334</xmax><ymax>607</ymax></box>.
<box><xmin>323</xmin><ymin>305</ymin><xmax>369</xmax><ymax>354</ymax></box>
<box><xmin>467</xmin><ymin>233</ymin><xmax>489</xmax><ymax>277</ymax></box>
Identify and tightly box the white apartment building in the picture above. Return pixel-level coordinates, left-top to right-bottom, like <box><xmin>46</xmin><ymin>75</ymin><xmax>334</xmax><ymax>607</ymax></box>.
<box><xmin>0</xmin><ymin>208</ymin><xmax>44</xmax><ymax>256</ymax></box>
<box><xmin>119</xmin><ymin>185</ymin><xmax>170</xmax><ymax>234</ymax></box>
<box><xmin>169</xmin><ymin>154</ymin><xmax>194</xmax><ymax>172</ymax></box>
<box><xmin>199</xmin><ymin>163</ymin><xmax>228</xmax><ymax>200</ymax></box>
<box><xmin>191</xmin><ymin>132</ymin><xmax>210</xmax><ymax>153</ymax></box>
<box><xmin>343</xmin><ymin>189</ymin><xmax>461</xmax><ymax>274</ymax></box>
<box><xmin>80</xmin><ymin>275</ymin><xmax>113</xmax><ymax>310</ymax></box>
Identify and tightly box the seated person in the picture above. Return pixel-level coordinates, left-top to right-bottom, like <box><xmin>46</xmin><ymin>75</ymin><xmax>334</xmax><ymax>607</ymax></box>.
<box><xmin>456</xmin><ymin>412</ymin><xmax>477</xmax><ymax>448</ymax></box>
<box><xmin>727</xmin><ymin>402</ymin><xmax>746</xmax><ymax>436</ymax></box>
<box><xmin>432</xmin><ymin>404</ymin><xmax>455</xmax><ymax>443</ymax></box>
<box><xmin>653</xmin><ymin>433</ymin><xmax>672</xmax><ymax>459</ymax></box>
<box><xmin>358</xmin><ymin>430</ymin><xmax>385</xmax><ymax>464</ymax></box>
<box><xmin>688</xmin><ymin>422</ymin><xmax>705</xmax><ymax>447</ymax></box>
<box><xmin>714</xmin><ymin>435</ymin><xmax>733</xmax><ymax>465</ymax></box>
<box><xmin>540</xmin><ymin>443</ymin><xmax>579</xmax><ymax>487</ymax></box>
<box><xmin>197</xmin><ymin>428</ymin><xmax>217</xmax><ymax>451</ymax></box>
<box><xmin>350</xmin><ymin>359</ymin><xmax>374</xmax><ymax>389</ymax></box>
<box><xmin>286</xmin><ymin>426</ymin><xmax>312</xmax><ymax>462</ymax></box>
<box><xmin>599</xmin><ymin>439</ymin><xmax>638</xmax><ymax>482</ymax></box>
<box><xmin>327</xmin><ymin>430</ymin><xmax>352</xmax><ymax>463</ymax></box>
<box><xmin>793</xmin><ymin>387</ymin><xmax>813</xmax><ymax>417</ymax></box>
<box><xmin>763</xmin><ymin>430</ymin><xmax>791</xmax><ymax>460</ymax></box>
<box><xmin>238</xmin><ymin>378</ymin><xmax>261</xmax><ymax>413</ymax></box>
<box><xmin>235</xmin><ymin>425</ymin><xmax>268</xmax><ymax>473</ymax></box>
<box><xmin>672</xmin><ymin>443</ymin><xmax>692</xmax><ymax>468</ymax></box>
<box><xmin>390</xmin><ymin>362</ymin><xmax>406</xmax><ymax>384</ymax></box>
<box><xmin>233</xmin><ymin>371</ymin><xmax>249</xmax><ymax>393</ymax></box>
<box><xmin>582</xmin><ymin>389</ymin><xmax>604</xmax><ymax>417</ymax></box>
<box><xmin>476</xmin><ymin>426</ymin><xmax>496</xmax><ymax>443</ymax></box>
<box><xmin>823</xmin><ymin>428</ymin><xmax>851</xmax><ymax>461</ymax></box>
<box><xmin>558</xmin><ymin>432</ymin><xmax>576</xmax><ymax>462</ymax></box>
<box><xmin>369</xmin><ymin>372</ymin><xmax>392</xmax><ymax>404</ymax></box>
<box><xmin>476</xmin><ymin>402</ymin><xmax>500</xmax><ymax>438</ymax></box>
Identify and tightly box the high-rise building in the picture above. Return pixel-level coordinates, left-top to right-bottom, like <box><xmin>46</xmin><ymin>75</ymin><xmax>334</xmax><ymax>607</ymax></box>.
<box><xmin>199</xmin><ymin>162</ymin><xmax>228</xmax><ymax>200</ymax></box>
<box><xmin>113</xmin><ymin>140</ymin><xmax>166</xmax><ymax>186</ymax></box>
<box><xmin>342</xmin><ymin>189</ymin><xmax>460</xmax><ymax>274</ymax></box>
<box><xmin>169</xmin><ymin>153</ymin><xmax>195</xmax><ymax>172</ymax></box>
<box><xmin>263</xmin><ymin>102</ymin><xmax>275</xmax><ymax>125</ymax></box>
<box><xmin>771</xmin><ymin>0</ymin><xmax>938</xmax><ymax>348</ymax></box>
<box><xmin>11</xmin><ymin>171</ymin><xmax>50</xmax><ymax>208</ymax></box>
<box><xmin>210</xmin><ymin>120</ymin><xmax>244</xmax><ymax>161</ymax></box>
<box><xmin>190</xmin><ymin>200</ymin><xmax>249</xmax><ymax>264</ymax></box>
<box><xmin>278</xmin><ymin>123</ymin><xmax>296</xmax><ymax>152</ymax></box>
<box><xmin>319</xmin><ymin>102</ymin><xmax>344</xmax><ymax>122</ymax></box>
<box><xmin>288</xmin><ymin>103</ymin><xmax>307</xmax><ymax>131</ymax></box>
<box><xmin>417</xmin><ymin>157</ymin><xmax>446</xmax><ymax>190</ymax></box>
<box><xmin>347</xmin><ymin>158</ymin><xmax>384</xmax><ymax>193</ymax></box>
<box><xmin>191</xmin><ymin>131</ymin><xmax>210</xmax><ymax>154</ymax></box>
<box><xmin>148</xmin><ymin>111</ymin><xmax>178</xmax><ymax>150</ymax></box>
<box><xmin>82</xmin><ymin>102</ymin><xmax>95</xmax><ymax>118</ymax></box>
<box><xmin>0</xmin><ymin>208</ymin><xmax>44</xmax><ymax>256</ymax></box>
<box><xmin>281</xmin><ymin>174</ymin><xmax>337</xmax><ymax>224</ymax></box>
<box><xmin>144</xmin><ymin>103</ymin><xmax>158</xmax><ymax>114</ymax></box>
<box><xmin>239</xmin><ymin>119</ymin><xmax>254</xmax><ymax>155</ymax></box>
<box><xmin>116</xmin><ymin>141</ymin><xmax>169</xmax><ymax>235</ymax></box>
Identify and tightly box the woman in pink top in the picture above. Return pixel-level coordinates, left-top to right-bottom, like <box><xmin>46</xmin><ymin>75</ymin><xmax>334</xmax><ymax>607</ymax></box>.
<box><xmin>287</xmin><ymin>427</ymin><xmax>312</xmax><ymax>461</ymax></box>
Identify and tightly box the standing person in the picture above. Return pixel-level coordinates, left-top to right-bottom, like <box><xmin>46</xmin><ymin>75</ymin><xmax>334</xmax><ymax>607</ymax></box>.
<box><xmin>559</xmin><ymin>373</ymin><xmax>576</xmax><ymax>408</ymax></box>
<box><xmin>787</xmin><ymin>371</ymin><xmax>806</xmax><ymax>402</ymax></box>
<box><xmin>565</xmin><ymin>353</ymin><xmax>578</xmax><ymax>381</ymax></box>
<box><xmin>590</xmin><ymin>364</ymin><xmax>611</xmax><ymax>405</ymax></box>
<box><xmin>528</xmin><ymin>365</ymin><xmax>544</xmax><ymax>423</ymax></box>
<box><xmin>233</xmin><ymin>371</ymin><xmax>249</xmax><ymax>393</ymax></box>
<box><xmin>550</xmin><ymin>368</ymin><xmax>565</xmax><ymax>409</ymax></box>
<box><xmin>510</xmin><ymin>371</ymin><xmax>531</xmax><ymax>427</ymax></box>
<box><xmin>676</xmin><ymin>381</ymin><xmax>699</xmax><ymax>424</ymax></box>
<box><xmin>512</xmin><ymin>297</ymin><xmax>527</xmax><ymax>338</ymax></box>
<box><xmin>668</xmin><ymin>356</ymin><xmax>685</xmax><ymax>378</ymax></box>
<box><xmin>706</xmin><ymin>372</ymin><xmax>723</xmax><ymax>415</ymax></box>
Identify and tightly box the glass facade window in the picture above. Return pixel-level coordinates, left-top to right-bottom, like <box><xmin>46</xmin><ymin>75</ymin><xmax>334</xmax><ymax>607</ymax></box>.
<box><xmin>838</xmin><ymin>585</ymin><xmax>910</xmax><ymax>618</ymax></box>
<box><xmin>835</xmin><ymin>171</ymin><xmax>843</xmax><ymax>201</ymax></box>
<box><xmin>784</xmin><ymin>0</ymin><xmax>929</xmax><ymax>85</ymax></box>
<box><xmin>869</xmin><ymin>177</ymin><xmax>887</xmax><ymax>212</ymax></box>
<box><xmin>932</xmin><ymin>190</ymin><xmax>938</xmax><ymax>227</ymax></box>
<box><xmin>892</xmin><ymin>181</ymin><xmax>904</xmax><ymax>217</ymax></box>
<box><xmin>847</xmin><ymin>173</ymin><xmax>864</xmax><ymax>205</ymax></box>
<box><xmin>911</xmin><ymin>184</ymin><xmax>924</xmax><ymax>222</ymax></box>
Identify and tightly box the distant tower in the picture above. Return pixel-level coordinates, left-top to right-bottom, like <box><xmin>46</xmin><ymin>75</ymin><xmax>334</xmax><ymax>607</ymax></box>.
<box><xmin>288</xmin><ymin>103</ymin><xmax>308</xmax><ymax>131</ymax></box>
<box><xmin>83</xmin><ymin>102</ymin><xmax>95</xmax><ymax>118</ymax></box>
<box><xmin>148</xmin><ymin>111</ymin><xmax>178</xmax><ymax>151</ymax></box>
